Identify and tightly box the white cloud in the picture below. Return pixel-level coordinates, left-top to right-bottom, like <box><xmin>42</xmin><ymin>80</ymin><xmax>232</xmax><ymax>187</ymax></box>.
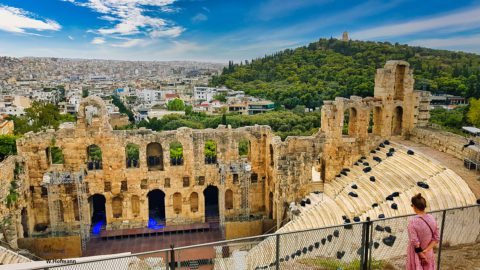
<box><xmin>150</xmin><ymin>26</ymin><xmax>184</xmax><ymax>38</ymax></box>
<box><xmin>112</xmin><ymin>38</ymin><xmax>146</xmax><ymax>48</ymax></box>
<box><xmin>0</xmin><ymin>5</ymin><xmax>61</xmax><ymax>34</ymax></box>
<box><xmin>65</xmin><ymin>0</ymin><xmax>184</xmax><ymax>44</ymax></box>
<box><xmin>191</xmin><ymin>13</ymin><xmax>208</xmax><ymax>23</ymax></box>
<box><xmin>409</xmin><ymin>35</ymin><xmax>480</xmax><ymax>52</ymax></box>
<box><xmin>68</xmin><ymin>35</ymin><xmax>74</xmax><ymax>40</ymax></box>
<box><xmin>91</xmin><ymin>37</ymin><xmax>106</xmax><ymax>44</ymax></box>
<box><xmin>352</xmin><ymin>6</ymin><xmax>480</xmax><ymax>39</ymax></box>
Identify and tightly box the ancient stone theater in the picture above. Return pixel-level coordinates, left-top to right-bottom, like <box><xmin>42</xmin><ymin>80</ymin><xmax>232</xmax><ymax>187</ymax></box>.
<box><xmin>1</xmin><ymin>61</ymin><xmax>479</xmax><ymax>263</ymax></box>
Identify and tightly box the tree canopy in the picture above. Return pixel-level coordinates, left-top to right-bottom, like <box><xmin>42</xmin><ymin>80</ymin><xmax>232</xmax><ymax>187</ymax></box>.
<box><xmin>9</xmin><ymin>102</ymin><xmax>76</xmax><ymax>135</ymax></box>
<box><xmin>167</xmin><ymin>98</ymin><xmax>185</xmax><ymax>111</ymax></box>
<box><xmin>212</xmin><ymin>38</ymin><xmax>480</xmax><ymax>109</ymax></box>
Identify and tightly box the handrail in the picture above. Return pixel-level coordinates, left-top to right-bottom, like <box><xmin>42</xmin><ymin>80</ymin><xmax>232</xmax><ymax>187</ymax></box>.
<box><xmin>15</xmin><ymin>203</ymin><xmax>480</xmax><ymax>270</ymax></box>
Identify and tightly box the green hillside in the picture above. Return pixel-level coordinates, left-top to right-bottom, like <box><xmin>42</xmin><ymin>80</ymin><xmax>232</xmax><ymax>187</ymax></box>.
<box><xmin>211</xmin><ymin>38</ymin><xmax>480</xmax><ymax>109</ymax></box>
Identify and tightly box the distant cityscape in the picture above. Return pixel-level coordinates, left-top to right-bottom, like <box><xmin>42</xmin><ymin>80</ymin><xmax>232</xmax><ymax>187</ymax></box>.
<box><xmin>0</xmin><ymin>56</ymin><xmax>278</xmax><ymax>134</ymax></box>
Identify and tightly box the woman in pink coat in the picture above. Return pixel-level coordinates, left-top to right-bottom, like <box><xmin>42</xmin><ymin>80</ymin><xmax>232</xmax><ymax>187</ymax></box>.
<box><xmin>406</xmin><ymin>193</ymin><xmax>440</xmax><ymax>270</ymax></box>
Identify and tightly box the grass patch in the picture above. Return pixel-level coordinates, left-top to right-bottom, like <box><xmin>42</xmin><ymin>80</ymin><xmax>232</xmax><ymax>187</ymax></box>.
<box><xmin>299</xmin><ymin>258</ymin><xmax>385</xmax><ymax>270</ymax></box>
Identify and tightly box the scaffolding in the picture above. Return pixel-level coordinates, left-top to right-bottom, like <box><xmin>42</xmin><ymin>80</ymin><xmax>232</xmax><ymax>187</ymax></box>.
<box><xmin>42</xmin><ymin>169</ymin><xmax>89</xmax><ymax>253</ymax></box>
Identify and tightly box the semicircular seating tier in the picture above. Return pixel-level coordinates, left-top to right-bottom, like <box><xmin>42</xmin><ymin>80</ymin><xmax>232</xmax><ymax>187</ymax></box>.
<box><xmin>245</xmin><ymin>142</ymin><xmax>479</xmax><ymax>270</ymax></box>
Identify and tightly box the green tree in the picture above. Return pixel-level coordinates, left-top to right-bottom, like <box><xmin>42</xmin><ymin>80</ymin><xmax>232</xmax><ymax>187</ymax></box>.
<box><xmin>0</xmin><ymin>135</ymin><xmax>17</xmax><ymax>161</ymax></box>
<box><xmin>170</xmin><ymin>142</ymin><xmax>183</xmax><ymax>159</ymax></box>
<box><xmin>213</xmin><ymin>93</ymin><xmax>227</xmax><ymax>102</ymax></box>
<box><xmin>167</xmin><ymin>98</ymin><xmax>185</xmax><ymax>111</ymax></box>
<box><xmin>11</xmin><ymin>102</ymin><xmax>74</xmax><ymax>135</ymax></box>
<box><xmin>82</xmin><ymin>88</ymin><xmax>89</xmax><ymax>98</ymax></box>
<box><xmin>467</xmin><ymin>98</ymin><xmax>480</xmax><ymax>127</ymax></box>
<box><xmin>185</xmin><ymin>105</ymin><xmax>193</xmax><ymax>115</ymax></box>
<box><xmin>112</xmin><ymin>95</ymin><xmax>134</xmax><ymax>122</ymax></box>
<box><xmin>204</xmin><ymin>140</ymin><xmax>217</xmax><ymax>157</ymax></box>
<box><xmin>126</xmin><ymin>143</ymin><xmax>139</xmax><ymax>160</ymax></box>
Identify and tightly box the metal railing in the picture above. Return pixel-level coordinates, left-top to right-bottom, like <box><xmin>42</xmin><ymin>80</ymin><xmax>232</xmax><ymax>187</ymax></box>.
<box><xmin>13</xmin><ymin>204</ymin><xmax>480</xmax><ymax>270</ymax></box>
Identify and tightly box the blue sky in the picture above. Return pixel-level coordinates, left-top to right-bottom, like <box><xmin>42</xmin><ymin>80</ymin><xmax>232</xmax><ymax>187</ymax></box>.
<box><xmin>0</xmin><ymin>0</ymin><xmax>479</xmax><ymax>62</ymax></box>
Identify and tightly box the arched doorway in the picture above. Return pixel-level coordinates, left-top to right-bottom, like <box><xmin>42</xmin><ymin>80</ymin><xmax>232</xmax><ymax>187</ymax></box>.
<box><xmin>392</xmin><ymin>106</ymin><xmax>403</xmax><ymax>136</ymax></box>
<box><xmin>203</xmin><ymin>185</ymin><xmax>219</xmax><ymax>219</ymax></box>
<box><xmin>89</xmin><ymin>194</ymin><xmax>106</xmax><ymax>234</ymax></box>
<box><xmin>147</xmin><ymin>189</ymin><xmax>166</xmax><ymax>226</ymax></box>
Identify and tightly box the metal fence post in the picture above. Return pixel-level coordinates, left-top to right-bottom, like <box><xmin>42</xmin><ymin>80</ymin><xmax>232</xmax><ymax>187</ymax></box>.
<box><xmin>275</xmin><ymin>233</ymin><xmax>280</xmax><ymax>270</ymax></box>
<box><xmin>170</xmin><ymin>244</ymin><xmax>176</xmax><ymax>270</ymax></box>
<box><xmin>165</xmin><ymin>250</ymin><xmax>170</xmax><ymax>270</ymax></box>
<box><xmin>437</xmin><ymin>210</ymin><xmax>447</xmax><ymax>270</ymax></box>
<box><xmin>361</xmin><ymin>218</ymin><xmax>371</xmax><ymax>270</ymax></box>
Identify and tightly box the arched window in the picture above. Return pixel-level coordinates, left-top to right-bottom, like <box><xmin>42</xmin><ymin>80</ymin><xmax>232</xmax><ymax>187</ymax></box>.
<box><xmin>205</xmin><ymin>140</ymin><xmax>217</xmax><ymax>164</ymax></box>
<box><xmin>343</xmin><ymin>107</ymin><xmax>357</xmax><ymax>136</ymax></box>
<box><xmin>112</xmin><ymin>196</ymin><xmax>123</xmax><ymax>218</ymax></box>
<box><xmin>392</xmin><ymin>106</ymin><xmax>403</xmax><ymax>136</ymax></box>
<box><xmin>173</xmin><ymin>193</ymin><xmax>182</xmax><ymax>214</ymax></box>
<box><xmin>126</xmin><ymin>143</ymin><xmax>140</xmax><ymax>168</ymax></box>
<box><xmin>131</xmin><ymin>195</ymin><xmax>140</xmax><ymax>217</ymax></box>
<box><xmin>46</xmin><ymin>146</ymin><xmax>64</xmax><ymax>165</ymax></box>
<box><xmin>368</xmin><ymin>110</ymin><xmax>374</xmax><ymax>134</ymax></box>
<box><xmin>170</xmin><ymin>141</ymin><xmax>183</xmax><ymax>166</ymax></box>
<box><xmin>225</xmin><ymin>189</ymin><xmax>233</xmax><ymax>210</ymax></box>
<box><xmin>238</xmin><ymin>139</ymin><xmax>250</xmax><ymax>158</ymax></box>
<box><xmin>147</xmin><ymin>142</ymin><xmax>163</xmax><ymax>171</ymax></box>
<box><xmin>87</xmin><ymin>145</ymin><xmax>102</xmax><ymax>170</ymax></box>
<box><xmin>85</xmin><ymin>105</ymin><xmax>100</xmax><ymax>126</ymax></box>
<box><xmin>190</xmin><ymin>192</ymin><xmax>199</xmax><ymax>213</ymax></box>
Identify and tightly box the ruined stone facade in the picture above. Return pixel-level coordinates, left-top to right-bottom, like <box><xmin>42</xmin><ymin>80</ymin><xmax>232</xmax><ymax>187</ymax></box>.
<box><xmin>0</xmin><ymin>156</ymin><xmax>29</xmax><ymax>249</ymax></box>
<box><xmin>9</xmin><ymin>61</ymin><xmax>430</xmax><ymax>236</ymax></box>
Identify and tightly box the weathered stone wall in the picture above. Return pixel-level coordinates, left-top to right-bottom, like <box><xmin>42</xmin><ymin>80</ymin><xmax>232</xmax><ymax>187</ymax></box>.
<box><xmin>12</xmin><ymin>61</ymin><xmax>429</xmax><ymax>235</ymax></box>
<box><xmin>18</xmin><ymin>235</ymin><xmax>81</xmax><ymax>259</ymax></box>
<box><xmin>0</xmin><ymin>156</ymin><xmax>30</xmax><ymax>249</ymax></box>
<box><xmin>410</xmin><ymin>127</ymin><xmax>477</xmax><ymax>160</ymax></box>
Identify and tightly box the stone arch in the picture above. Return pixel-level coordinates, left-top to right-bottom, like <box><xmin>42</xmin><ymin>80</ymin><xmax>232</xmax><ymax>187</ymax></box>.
<box><xmin>373</xmin><ymin>106</ymin><xmax>383</xmax><ymax>135</ymax></box>
<box><xmin>77</xmin><ymin>96</ymin><xmax>111</xmax><ymax>130</ymax></box>
<box><xmin>131</xmin><ymin>195</ymin><xmax>140</xmax><ymax>217</ymax></box>
<box><xmin>46</xmin><ymin>146</ymin><xmax>64</xmax><ymax>165</ymax></box>
<box><xmin>204</xmin><ymin>185</ymin><xmax>219</xmax><ymax>218</ymax></box>
<box><xmin>87</xmin><ymin>144</ymin><xmax>102</xmax><ymax>170</ymax></box>
<box><xmin>225</xmin><ymin>189</ymin><xmax>233</xmax><ymax>210</ymax></box>
<box><xmin>147</xmin><ymin>142</ymin><xmax>164</xmax><ymax>171</ymax></box>
<box><xmin>394</xmin><ymin>65</ymin><xmax>406</xmax><ymax>100</ymax></box>
<box><xmin>173</xmin><ymin>192</ymin><xmax>182</xmax><ymax>214</ymax></box>
<box><xmin>367</xmin><ymin>109</ymin><xmax>374</xmax><ymax>134</ymax></box>
<box><xmin>190</xmin><ymin>192</ymin><xmax>199</xmax><ymax>213</ymax></box>
<box><xmin>342</xmin><ymin>107</ymin><xmax>358</xmax><ymax>136</ymax></box>
<box><xmin>112</xmin><ymin>196</ymin><xmax>123</xmax><ymax>218</ymax></box>
<box><xmin>89</xmin><ymin>194</ymin><xmax>106</xmax><ymax>229</ymax></box>
<box><xmin>205</xmin><ymin>140</ymin><xmax>217</xmax><ymax>164</ymax></box>
<box><xmin>170</xmin><ymin>141</ymin><xmax>183</xmax><ymax>166</ymax></box>
<box><xmin>147</xmin><ymin>189</ymin><xmax>166</xmax><ymax>222</ymax></box>
<box><xmin>392</xmin><ymin>106</ymin><xmax>403</xmax><ymax>136</ymax></box>
<box><xmin>125</xmin><ymin>143</ymin><xmax>140</xmax><ymax>168</ymax></box>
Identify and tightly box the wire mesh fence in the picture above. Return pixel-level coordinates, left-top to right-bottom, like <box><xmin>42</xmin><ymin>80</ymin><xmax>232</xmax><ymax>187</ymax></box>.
<box><xmin>17</xmin><ymin>204</ymin><xmax>480</xmax><ymax>270</ymax></box>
